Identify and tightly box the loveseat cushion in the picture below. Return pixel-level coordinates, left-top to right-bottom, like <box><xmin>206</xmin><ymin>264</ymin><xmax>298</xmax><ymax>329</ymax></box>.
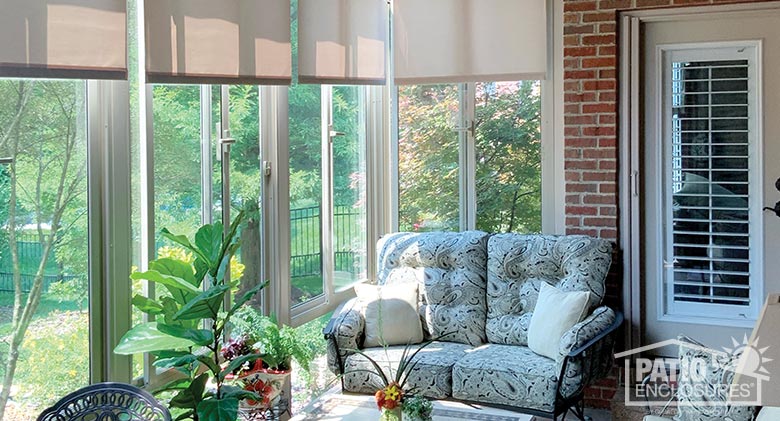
<box><xmin>376</xmin><ymin>231</ymin><xmax>489</xmax><ymax>346</ymax></box>
<box><xmin>486</xmin><ymin>235</ymin><xmax>612</xmax><ymax>346</ymax></box>
<box><xmin>452</xmin><ymin>344</ymin><xmax>559</xmax><ymax>412</ymax></box>
<box><xmin>342</xmin><ymin>341</ymin><xmax>473</xmax><ymax>399</ymax></box>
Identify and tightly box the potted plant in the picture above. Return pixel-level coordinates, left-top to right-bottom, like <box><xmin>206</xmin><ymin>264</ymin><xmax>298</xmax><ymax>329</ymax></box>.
<box><xmin>114</xmin><ymin>211</ymin><xmax>268</xmax><ymax>421</ymax></box>
<box><xmin>402</xmin><ymin>395</ymin><xmax>433</xmax><ymax>421</ymax></box>
<box><xmin>347</xmin><ymin>341</ymin><xmax>435</xmax><ymax>421</ymax></box>
<box><xmin>229</xmin><ymin>307</ymin><xmax>315</xmax><ymax>407</ymax></box>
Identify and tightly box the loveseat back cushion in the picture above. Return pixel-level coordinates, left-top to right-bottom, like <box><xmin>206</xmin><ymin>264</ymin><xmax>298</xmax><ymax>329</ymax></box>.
<box><xmin>486</xmin><ymin>234</ymin><xmax>612</xmax><ymax>346</ymax></box>
<box><xmin>376</xmin><ymin>231</ymin><xmax>489</xmax><ymax>346</ymax></box>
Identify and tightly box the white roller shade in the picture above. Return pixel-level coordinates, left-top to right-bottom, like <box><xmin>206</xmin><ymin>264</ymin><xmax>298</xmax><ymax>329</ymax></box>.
<box><xmin>145</xmin><ymin>0</ymin><xmax>291</xmax><ymax>85</ymax></box>
<box><xmin>298</xmin><ymin>0</ymin><xmax>388</xmax><ymax>85</ymax></box>
<box><xmin>393</xmin><ymin>0</ymin><xmax>547</xmax><ymax>84</ymax></box>
<box><xmin>0</xmin><ymin>0</ymin><xmax>127</xmax><ymax>79</ymax></box>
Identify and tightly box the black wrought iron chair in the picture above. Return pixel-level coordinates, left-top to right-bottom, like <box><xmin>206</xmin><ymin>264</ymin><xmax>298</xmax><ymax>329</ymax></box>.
<box><xmin>37</xmin><ymin>382</ymin><xmax>171</xmax><ymax>421</ymax></box>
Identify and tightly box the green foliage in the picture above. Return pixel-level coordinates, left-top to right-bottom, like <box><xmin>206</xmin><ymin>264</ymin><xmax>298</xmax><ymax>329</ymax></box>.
<box><xmin>402</xmin><ymin>395</ymin><xmax>433</xmax><ymax>421</ymax></box>
<box><xmin>115</xmin><ymin>212</ymin><xmax>267</xmax><ymax>421</ymax></box>
<box><xmin>231</xmin><ymin>307</ymin><xmax>315</xmax><ymax>372</ymax></box>
<box><xmin>46</xmin><ymin>278</ymin><xmax>87</xmax><ymax>311</ymax></box>
<box><xmin>398</xmin><ymin>82</ymin><xmax>542</xmax><ymax>233</ymax></box>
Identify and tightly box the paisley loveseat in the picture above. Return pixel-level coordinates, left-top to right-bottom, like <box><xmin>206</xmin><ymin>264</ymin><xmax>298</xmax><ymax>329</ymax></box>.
<box><xmin>323</xmin><ymin>231</ymin><xmax>623</xmax><ymax>420</ymax></box>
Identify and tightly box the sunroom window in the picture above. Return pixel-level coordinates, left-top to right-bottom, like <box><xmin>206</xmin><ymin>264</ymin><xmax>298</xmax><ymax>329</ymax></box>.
<box><xmin>397</xmin><ymin>81</ymin><xmax>543</xmax><ymax>233</ymax></box>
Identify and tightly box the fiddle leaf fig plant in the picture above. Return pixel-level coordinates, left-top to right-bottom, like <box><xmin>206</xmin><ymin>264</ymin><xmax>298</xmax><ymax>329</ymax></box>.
<box><xmin>114</xmin><ymin>211</ymin><xmax>268</xmax><ymax>421</ymax></box>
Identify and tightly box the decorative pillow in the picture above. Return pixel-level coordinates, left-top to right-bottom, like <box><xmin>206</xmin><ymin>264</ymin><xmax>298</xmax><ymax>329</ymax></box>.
<box><xmin>354</xmin><ymin>283</ymin><xmax>423</xmax><ymax>348</ymax></box>
<box><xmin>674</xmin><ymin>336</ymin><xmax>754</xmax><ymax>421</ymax></box>
<box><xmin>527</xmin><ymin>282</ymin><xmax>590</xmax><ymax>360</ymax></box>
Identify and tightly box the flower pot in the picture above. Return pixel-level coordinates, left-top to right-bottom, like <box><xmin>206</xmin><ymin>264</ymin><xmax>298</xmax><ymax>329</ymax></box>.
<box><xmin>380</xmin><ymin>407</ymin><xmax>402</xmax><ymax>421</ymax></box>
<box><xmin>236</xmin><ymin>367</ymin><xmax>291</xmax><ymax>409</ymax></box>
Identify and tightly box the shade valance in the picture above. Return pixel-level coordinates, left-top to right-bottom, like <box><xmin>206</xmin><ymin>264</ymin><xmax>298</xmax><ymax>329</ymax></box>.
<box><xmin>0</xmin><ymin>0</ymin><xmax>127</xmax><ymax>80</ymax></box>
<box><xmin>145</xmin><ymin>0</ymin><xmax>291</xmax><ymax>85</ymax></box>
<box><xmin>298</xmin><ymin>0</ymin><xmax>388</xmax><ymax>85</ymax></box>
<box><xmin>393</xmin><ymin>0</ymin><xmax>547</xmax><ymax>84</ymax></box>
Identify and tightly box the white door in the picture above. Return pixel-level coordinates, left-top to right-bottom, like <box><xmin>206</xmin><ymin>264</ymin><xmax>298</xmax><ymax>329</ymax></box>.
<box><xmin>642</xmin><ymin>9</ymin><xmax>780</xmax><ymax>353</ymax></box>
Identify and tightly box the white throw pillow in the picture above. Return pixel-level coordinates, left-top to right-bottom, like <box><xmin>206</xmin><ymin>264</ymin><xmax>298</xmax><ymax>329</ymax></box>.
<box><xmin>528</xmin><ymin>282</ymin><xmax>591</xmax><ymax>360</ymax></box>
<box><xmin>354</xmin><ymin>283</ymin><xmax>424</xmax><ymax>348</ymax></box>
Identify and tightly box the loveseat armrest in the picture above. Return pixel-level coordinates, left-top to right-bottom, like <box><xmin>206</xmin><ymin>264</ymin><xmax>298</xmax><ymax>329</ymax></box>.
<box><xmin>323</xmin><ymin>297</ymin><xmax>364</xmax><ymax>375</ymax></box>
<box><xmin>556</xmin><ymin>307</ymin><xmax>623</xmax><ymax>400</ymax></box>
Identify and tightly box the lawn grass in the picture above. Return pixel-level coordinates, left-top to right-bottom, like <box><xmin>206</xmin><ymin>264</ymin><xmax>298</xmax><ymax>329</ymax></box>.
<box><xmin>0</xmin><ymin>291</ymin><xmax>88</xmax><ymax>418</ymax></box>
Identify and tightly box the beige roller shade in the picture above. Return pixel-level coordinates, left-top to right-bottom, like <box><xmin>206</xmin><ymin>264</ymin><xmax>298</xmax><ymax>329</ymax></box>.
<box><xmin>298</xmin><ymin>0</ymin><xmax>388</xmax><ymax>85</ymax></box>
<box><xmin>393</xmin><ymin>0</ymin><xmax>547</xmax><ymax>84</ymax></box>
<box><xmin>145</xmin><ymin>0</ymin><xmax>291</xmax><ymax>85</ymax></box>
<box><xmin>0</xmin><ymin>0</ymin><xmax>127</xmax><ymax>79</ymax></box>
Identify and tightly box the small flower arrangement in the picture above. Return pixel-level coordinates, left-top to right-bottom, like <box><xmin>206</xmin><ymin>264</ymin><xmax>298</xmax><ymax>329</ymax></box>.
<box><xmin>349</xmin><ymin>341</ymin><xmax>435</xmax><ymax>420</ymax></box>
<box><xmin>375</xmin><ymin>382</ymin><xmax>403</xmax><ymax>411</ymax></box>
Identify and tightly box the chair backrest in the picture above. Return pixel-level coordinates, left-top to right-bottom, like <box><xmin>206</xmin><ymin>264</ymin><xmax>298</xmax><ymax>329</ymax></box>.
<box><xmin>376</xmin><ymin>231</ymin><xmax>490</xmax><ymax>346</ymax></box>
<box><xmin>37</xmin><ymin>382</ymin><xmax>172</xmax><ymax>421</ymax></box>
<box><xmin>485</xmin><ymin>234</ymin><xmax>613</xmax><ymax>346</ymax></box>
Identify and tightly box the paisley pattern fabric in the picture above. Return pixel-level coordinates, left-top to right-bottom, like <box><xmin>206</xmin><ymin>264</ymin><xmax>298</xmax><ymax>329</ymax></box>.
<box><xmin>376</xmin><ymin>231</ymin><xmax>489</xmax><ymax>346</ymax></box>
<box><xmin>485</xmin><ymin>235</ymin><xmax>612</xmax><ymax>346</ymax></box>
<box><xmin>558</xmin><ymin>306</ymin><xmax>617</xmax><ymax>398</ymax></box>
<box><xmin>674</xmin><ymin>336</ymin><xmax>754</xmax><ymax>421</ymax></box>
<box><xmin>325</xmin><ymin>298</ymin><xmax>365</xmax><ymax>374</ymax></box>
<box><xmin>342</xmin><ymin>341</ymin><xmax>473</xmax><ymax>399</ymax></box>
<box><xmin>452</xmin><ymin>344</ymin><xmax>558</xmax><ymax>412</ymax></box>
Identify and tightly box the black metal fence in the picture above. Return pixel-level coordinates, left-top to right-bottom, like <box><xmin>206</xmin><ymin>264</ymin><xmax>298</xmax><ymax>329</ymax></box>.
<box><xmin>289</xmin><ymin>205</ymin><xmax>363</xmax><ymax>279</ymax></box>
<box><xmin>0</xmin><ymin>206</ymin><xmax>364</xmax><ymax>292</ymax></box>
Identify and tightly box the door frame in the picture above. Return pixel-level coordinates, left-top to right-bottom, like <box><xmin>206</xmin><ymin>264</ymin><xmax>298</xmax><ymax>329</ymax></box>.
<box><xmin>618</xmin><ymin>1</ymin><xmax>780</xmax><ymax>351</ymax></box>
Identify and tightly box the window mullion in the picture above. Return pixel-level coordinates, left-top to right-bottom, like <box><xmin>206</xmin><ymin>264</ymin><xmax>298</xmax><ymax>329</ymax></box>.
<box><xmin>321</xmin><ymin>85</ymin><xmax>335</xmax><ymax>303</ymax></box>
<box><xmin>459</xmin><ymin>83</ymin><xmax>477</xmax><ymax>231</ymax></box>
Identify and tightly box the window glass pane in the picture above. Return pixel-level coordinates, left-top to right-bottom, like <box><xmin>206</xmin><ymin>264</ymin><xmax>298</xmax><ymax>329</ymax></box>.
<box><xmin>227</xmin><ymin>85</ymin><xmax>262</xmax><ymax>307</ymax></box>
<box><xmin>667</xmin><ymin>55</ymin><xmax>754</xmax><ymax>308</ymax></box>
<box><xmin>397</xmin><ymin>85</ymin><xmax>460</xmax><ymax>232</ymax></box>
<box><xmin>289</xmin><ymin>83</ymin><xmax>323</xmax><ymax>306</ymax></box>
<box><xmin>0</xmin><ymin>79</ymin><xmax>89</xmax><ymax>417</ymax></box>
<box><xmin>475</xmin><ymin>81</ymin><xmax>542</xmax><ymax>233</ymax></box>
<box><xmin>152</xmin><ymin>85</ymin><xmax>203</xmax><ymax>245</ymax></box>
<box><xmin>332</xmin><ymin>86</ymin><xmax>367</xmax><ymax>289</ymax></box>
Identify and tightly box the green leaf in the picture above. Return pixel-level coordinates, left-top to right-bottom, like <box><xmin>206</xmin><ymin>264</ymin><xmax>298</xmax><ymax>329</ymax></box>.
<box><xmin>114</xmin><ymin>322</ymin><xmax>196</xmax><ymax>354</ymax></box>
<box><xmin>151</xmin><ymin>377</ymin><xmax>192</xmax><ymax>394</ymax></box>
<box><xmin>157</xmin><ymin>323</ymin><xmax>214</xmax><ymax>346</ymax></box>
<box><xmin>161</xmin><ymin>297</ymin><xmax>182</xmax><ymax>326</ymax></box>
<box><xmin>173</xmin><ymin>410</ymin><xmax>194</xmax><ymax>421</ymax></box>
<box><xmin>216</xmin><ymin>243</ymin><xmax>240</xmax><ymax>282</ymax></box>
<box><xmin>197</xmin><ymin>355</ymin><xmax>221</xmax><ymax>375</ymax></box>
<box><xmin>170</xmin><ymin>373</ymin><xmax>208</xmax><ymax>410</ymax></box>
<box><xmin>161</xmin><ymin>228</ymin><xmax>210</xmax><ymax>263</ymax></box>
<box><xmin>218</xmin><ymin>353</ymin><xmax>262</xmax><ymax>381</ymax></box>
<box><xmin>221</xmin><ymin>385</ymin><xmax>261</xmax><ymax>402</ymax></box>
<box><xmin>131</xmin><ymin>270</ymin><xmax>200</xmax><ymax>305</ymax></box>
<box><xmin>197</xmin><ymin>396</ymin><xmax>239</xmax><ymax>421</ymax></box>
<box><xmin>195</xmin><ymin>222</ymin><xmax>224</xmax><ymax>268</ymax></box>
<box><xmin>174</xmin><ymin>284</ymin><xmax>230</xmax><ymax>321</ymax></box>
<box><xmin>150</xmin><ymin>257</ymin><xmax>197</xmax><ymax>286</ymax></box>
<box><xmin>131</xmin><ymin>294</ymin><xmax>164</xmax><ymax>315</ymax></box>
<box><xmin>152</xmin><ymin>351</ymin><xmax>198</xmax><ymax>369</ymax></box>
<box><xmin>228</xmin><ymin>280</ymin><xmax>269</xmax><ymax>316</ymax></box>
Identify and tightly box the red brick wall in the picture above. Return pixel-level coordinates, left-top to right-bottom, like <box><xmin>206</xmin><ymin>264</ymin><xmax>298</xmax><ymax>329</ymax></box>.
<box><xmin>563</xmin><ymin>0</ymin><xmax>774</xmax><ymax>409</ymax></box>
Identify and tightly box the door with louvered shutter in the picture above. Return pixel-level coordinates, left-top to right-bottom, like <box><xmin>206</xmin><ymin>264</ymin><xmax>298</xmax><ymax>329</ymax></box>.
<box><xmin>642</xmin><ymin>11</ymin><xmax>780</xmax><ymax>352</ymax></box>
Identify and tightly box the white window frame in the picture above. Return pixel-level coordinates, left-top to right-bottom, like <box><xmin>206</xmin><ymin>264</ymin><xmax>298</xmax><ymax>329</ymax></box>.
<box><xmin>268</xmin><ymin>84</ymin><xmax>383</xmax><ymax>327</ymax></box>
<box><xmin>655</xmin><ymin>41</ymin><xmax>764</xmax><ymax>326</ymax></box>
